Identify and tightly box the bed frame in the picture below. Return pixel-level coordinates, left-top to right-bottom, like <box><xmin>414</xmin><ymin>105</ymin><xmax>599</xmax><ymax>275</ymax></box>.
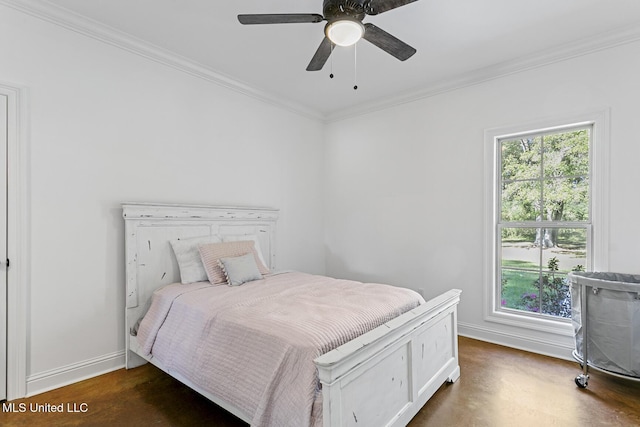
<box><xmin>123</xmin><ymin>202</ymin><xmax>461</xmax><ymax>427</ymax></box>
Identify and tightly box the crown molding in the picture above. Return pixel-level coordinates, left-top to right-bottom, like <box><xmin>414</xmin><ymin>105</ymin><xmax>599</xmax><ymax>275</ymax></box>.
<box><xmin>0</xmin><ymin>0</ymin><xmax>324</xmax><ymax>121</ymax></box>
<box><xmin>324</xmin><ymin>23</ymin><xmax>640</xmax><ymax>123</ymax></box>
<box><xmin>3</xmin><ymin>0</ymin><xmax>640</xmax><ymax>124</ymax></box>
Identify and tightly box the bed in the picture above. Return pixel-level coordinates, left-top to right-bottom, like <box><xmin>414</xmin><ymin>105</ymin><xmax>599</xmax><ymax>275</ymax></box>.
<box><xmin>123</xmin><ymin>202</ymin><xmax>461</xmax><ymax>427</ymax></box>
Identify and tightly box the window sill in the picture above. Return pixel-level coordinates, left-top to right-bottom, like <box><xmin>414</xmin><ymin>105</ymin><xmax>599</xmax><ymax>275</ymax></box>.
<box><xmin>485</xmin><ymin>309</ymin><xmax>574</xmax><ymax>337</ymax></box>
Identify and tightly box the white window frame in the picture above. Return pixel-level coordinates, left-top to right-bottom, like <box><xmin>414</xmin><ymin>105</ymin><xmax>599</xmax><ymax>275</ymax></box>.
<box><xmin>484</xmin><ymin>110</ymin><xmax>609</xmax><ymax>335</ymax></box>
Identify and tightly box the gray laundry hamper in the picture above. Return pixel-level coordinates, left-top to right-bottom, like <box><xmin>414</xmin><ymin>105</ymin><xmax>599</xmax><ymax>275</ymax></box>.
<box><xmin>569</xmin><ymin>272</ymin><xmax>640</xmax><ymax>388</ymax></box>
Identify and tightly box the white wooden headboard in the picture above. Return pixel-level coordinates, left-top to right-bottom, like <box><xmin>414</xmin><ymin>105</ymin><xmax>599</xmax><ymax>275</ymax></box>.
<box><xmin>122</xmin><ymin>203</ymin><xmax>279</xmax><ymax>364</ymax></box>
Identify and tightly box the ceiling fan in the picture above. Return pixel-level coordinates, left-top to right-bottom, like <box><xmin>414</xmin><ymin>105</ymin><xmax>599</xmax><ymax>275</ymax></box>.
<box><xmin>238</xmin><ymin>0</ymin><xmax>419</xmax><ymax>72</ymax></box>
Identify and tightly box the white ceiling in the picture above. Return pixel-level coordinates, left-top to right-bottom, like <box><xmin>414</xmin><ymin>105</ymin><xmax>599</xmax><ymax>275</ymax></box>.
<box><xmin>11</xmin><ymin>0</ymin><xmax>640</xmax><ymax>119</ymax></box>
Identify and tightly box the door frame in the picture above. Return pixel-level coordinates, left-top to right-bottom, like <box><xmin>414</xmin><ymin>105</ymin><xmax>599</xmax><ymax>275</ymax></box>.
<box><xmin>0</xmin><ymin>82</ymin><xmax>28</xmax><ymax>400</ymax></box>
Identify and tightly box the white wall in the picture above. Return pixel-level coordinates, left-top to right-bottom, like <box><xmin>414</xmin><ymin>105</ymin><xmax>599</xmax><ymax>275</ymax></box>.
<box><xmin>324</xmin><ymin>39</ymin><xmax>640</xmax><ymax>358</ymax></box>
<box><xmin>0</xmin><ymin>5</ymin><xmax>326</xmax><ymax>395</ymax></box>
<box><xmin>4</xmin><ymin>2</ymin><xmax>640</xmax><ymax>398</ymax></box>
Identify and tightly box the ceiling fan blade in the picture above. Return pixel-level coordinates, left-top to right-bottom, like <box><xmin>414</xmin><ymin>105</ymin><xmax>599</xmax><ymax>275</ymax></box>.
<box><xmin>238</xmin><ymin>14</ymin><xmax>324</xmax><ymax>25</ymax></box>
<box><xmin>362</xmin><ymin>23</ymin><xmax>416</xmax><ymax>61</ymax></box>
<box><xmin>365</xmin><ymin>0</ymin><xmax>419</xmax><ymax>15</ymax></box>
<box><xmin>306</xmin><ymin>37</ymin><xmax>334</xmax><ymax>71</ymax></box>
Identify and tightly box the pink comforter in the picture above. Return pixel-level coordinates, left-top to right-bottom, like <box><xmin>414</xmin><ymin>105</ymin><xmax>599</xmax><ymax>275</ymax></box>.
<box><xmin>136</xmin><ymin>271</ymin><xmax>424</xmax><ymax>427</ymax></box>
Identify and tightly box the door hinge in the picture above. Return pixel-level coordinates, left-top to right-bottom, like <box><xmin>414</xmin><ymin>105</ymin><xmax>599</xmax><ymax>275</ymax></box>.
<box><xmin>6</xmin><ymin>258</ymin><xmax>9</xmax><ymax>268</ymax></box>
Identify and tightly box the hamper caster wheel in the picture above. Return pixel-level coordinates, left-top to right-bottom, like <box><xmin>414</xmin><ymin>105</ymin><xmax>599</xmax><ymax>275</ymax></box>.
<box><xmin>575</xmin><ymin>374</ymin><xmax>589</xmax><ymax>388</ymax></box>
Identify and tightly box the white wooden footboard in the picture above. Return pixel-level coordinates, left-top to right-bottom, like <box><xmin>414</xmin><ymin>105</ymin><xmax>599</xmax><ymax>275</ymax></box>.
<box><xmin>315</xmin><ymin>289</ymin><xmax>461</xmax><ymax>427</ymax></box>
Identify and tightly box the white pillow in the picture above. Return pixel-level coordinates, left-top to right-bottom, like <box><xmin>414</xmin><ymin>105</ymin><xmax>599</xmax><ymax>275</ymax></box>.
<box><xmin>221</xmin><ymin>234</ymin><xmax>268</xmax><ymax>267</ymax></box>
<box><xmin>217</xmin><ymin>253</ymin><xmax>263</xmax><ymax>286</ymax></box>
<box><xmin>170</xmin><ymin>234</ymin><xmax>221</xmax><ymax>284</ymax></box>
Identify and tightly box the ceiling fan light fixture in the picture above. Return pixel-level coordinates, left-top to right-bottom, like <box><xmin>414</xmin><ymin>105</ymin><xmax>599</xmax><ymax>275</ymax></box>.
<box><xmin>326</xmin><ymin>19</ymin><xmax>364</xmax><ymax>46</ymax></box>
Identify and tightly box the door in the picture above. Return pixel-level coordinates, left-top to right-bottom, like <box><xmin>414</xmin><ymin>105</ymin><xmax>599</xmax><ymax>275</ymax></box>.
<box><xmin>0</xmin><ymin>94</ymin><xmax>7</xmax><ymax>401</ymax></box>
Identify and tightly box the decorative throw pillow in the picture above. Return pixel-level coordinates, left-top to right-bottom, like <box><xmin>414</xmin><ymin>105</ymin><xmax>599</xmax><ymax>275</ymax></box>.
<box><xmin>170</xmin><ymin>234</ymin><xmax>221</xmax><ymax>284</ymax></box>
<box><xmin>198</xmin><ymin>240</ymin><xmax>270</xmax><ymax>285</ymax></box>
<box><xmin>218</xmin><ymin>253</ymin><xmax>263</xmax><ymax>286</ymax></box>
<box><xmin>221</xmin><ymin>234</ymin><xmax>268</xmax><ymax>267</ymax></box>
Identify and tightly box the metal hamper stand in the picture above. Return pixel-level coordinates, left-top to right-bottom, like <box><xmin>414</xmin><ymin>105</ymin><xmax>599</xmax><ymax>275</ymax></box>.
<box><xmin>570</xmin><ymin>272</ymin><xmax>640</xmax><ymax>389</ymax></box>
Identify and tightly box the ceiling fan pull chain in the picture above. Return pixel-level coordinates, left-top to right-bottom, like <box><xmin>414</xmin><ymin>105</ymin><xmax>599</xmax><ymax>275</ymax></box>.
<box><xmin>330</xmin><ymin>43</ymin><xmax>334</xmax><ymax>79</ymax></box>
<box><xmin>354</xmin><ymin>44</ymin><xmax>358</xmax><ymax>90</ymax></box>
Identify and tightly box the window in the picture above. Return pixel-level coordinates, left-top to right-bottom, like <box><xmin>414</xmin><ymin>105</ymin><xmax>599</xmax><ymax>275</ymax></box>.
<box><xmin>484</xmin><ymin>111</ymin><xmax>609</xmax><ymax>333</ymax></box>
<box><xmin>499</xmin><ymin>127</ymin><xmax>590</xmax><ymax>320</ymax></box>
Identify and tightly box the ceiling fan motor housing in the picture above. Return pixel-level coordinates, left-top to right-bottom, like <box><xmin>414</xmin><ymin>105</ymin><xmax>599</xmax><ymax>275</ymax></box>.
<box><xmin>323</xmin><ymin>0</ymin><xmax>367</xmax><ymax>22</ymax></box>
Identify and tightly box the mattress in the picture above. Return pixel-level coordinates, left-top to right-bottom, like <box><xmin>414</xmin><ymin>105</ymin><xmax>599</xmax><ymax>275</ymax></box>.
<box><xmin>136</xmin><ymin>271</ymin><xmax>424</xmax><ymax>427</ymax></box>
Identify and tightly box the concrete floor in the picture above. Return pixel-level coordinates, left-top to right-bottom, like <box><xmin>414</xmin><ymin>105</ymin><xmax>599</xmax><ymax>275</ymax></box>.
<box><xmin>2</xmin><ymin>336</ymin><xmax>639</xmax><ymax>426</ymax></box>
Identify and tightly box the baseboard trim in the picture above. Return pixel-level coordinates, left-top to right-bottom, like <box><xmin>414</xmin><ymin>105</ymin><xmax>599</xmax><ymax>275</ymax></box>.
<box><xmin>22</xmin><ymin>324</ymin><xmax>576</xmax><ymax>397</ymax></box>
<box><xmin>458</xmin><ymin>321</ymin><xmax>576</xmax><ymax>362</ymax></box>
<box><xmin>26</xmin><ymin>351</ymin><xmax>125</xmax><ymax>397</ymax></box>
